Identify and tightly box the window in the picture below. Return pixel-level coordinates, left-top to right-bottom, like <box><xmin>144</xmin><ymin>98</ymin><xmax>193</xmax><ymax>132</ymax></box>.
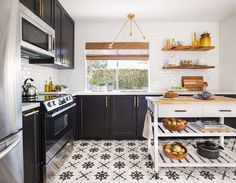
<box><xmin>87</xmin><ymin>60</ymin><xmax>149</xmax><ymax>91</ymax></box>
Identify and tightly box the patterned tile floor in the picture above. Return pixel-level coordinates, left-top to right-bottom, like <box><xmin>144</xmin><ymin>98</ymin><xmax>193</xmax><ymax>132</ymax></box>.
<box><xmin>51</xmin><ymin>138</ymin><xmax>236</xmax><ymax>183</ymax></box>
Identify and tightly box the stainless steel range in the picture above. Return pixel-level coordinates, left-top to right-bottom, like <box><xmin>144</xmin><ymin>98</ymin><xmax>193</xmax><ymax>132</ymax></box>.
<box><xmin>41</xmin><ymin>94</ymin><xmax>76</xmax><ymax>183</ymax></box>
<box><xmin>23</xmin><ymin>94</ymin><xmax>76</xmax><ymax>183</ymax></box>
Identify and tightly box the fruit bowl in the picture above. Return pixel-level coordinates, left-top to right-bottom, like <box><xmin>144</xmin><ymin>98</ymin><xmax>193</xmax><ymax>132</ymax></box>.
<box><xmin>163</xmin><ymin>118</ymin><xmax>187</xmax><ymax>131</ymax></box>
<box><xmin>163</xmin><ymin>143</ymin><xmax>188</xmax><ymax>160</ymax></box>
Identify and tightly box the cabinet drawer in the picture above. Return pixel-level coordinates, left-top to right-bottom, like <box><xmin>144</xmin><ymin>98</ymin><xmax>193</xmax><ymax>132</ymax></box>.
<box><xmin>158</xmin><ymin>104</ymin><xmax>202</xmax><ymax>117</ymax></box>
<box><xmin>203</xmin><ymin>104</ymin><xmax>236</xmax><ymax>117</ymax></box>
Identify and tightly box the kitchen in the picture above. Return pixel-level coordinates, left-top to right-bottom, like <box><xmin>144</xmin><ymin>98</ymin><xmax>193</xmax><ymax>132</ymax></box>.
<box><xmin>1</xmin><ymin>0</ymin><xmax>236</xmax><ymax>183</ymax></box>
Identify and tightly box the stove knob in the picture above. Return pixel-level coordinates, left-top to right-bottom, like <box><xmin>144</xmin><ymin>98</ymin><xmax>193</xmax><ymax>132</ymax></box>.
<box><xmin>47</xmin><ymin>102</ymin><xmax>52</xmax><ymax>107</ymax></box>
<box><xmin>52</xmin><ymin>101</ymin><xmax>56</xmax><ymax>106</ymax></box>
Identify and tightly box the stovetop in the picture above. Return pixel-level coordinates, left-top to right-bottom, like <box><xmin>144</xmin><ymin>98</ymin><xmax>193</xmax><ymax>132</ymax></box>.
<box><xmin>22</xmin><ymin>95</ymin><xmax>63</xmax><ymax>103</ymax></box>
<box><xmin>23</xmin><ymin>94</ymin><xmax>74</xmax><ymax>112</ymax></box>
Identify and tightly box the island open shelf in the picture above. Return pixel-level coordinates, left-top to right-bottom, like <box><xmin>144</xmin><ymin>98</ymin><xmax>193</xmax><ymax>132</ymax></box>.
<box><xmin>148</xmin><ymin>145</ymin><xmax>236</xmax><ymax>168</ymax></box>
<box><xmin>155</xmin><ymin>122</ymin><xmax>236</xmax><ymax>137</ymax></box>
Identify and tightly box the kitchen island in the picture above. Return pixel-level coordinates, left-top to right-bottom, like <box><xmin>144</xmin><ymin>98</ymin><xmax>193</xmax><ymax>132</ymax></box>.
<box><xmin>146</xmin><ymin>96</ymin><xmax>236</xmax><ymax>179</ymax></box>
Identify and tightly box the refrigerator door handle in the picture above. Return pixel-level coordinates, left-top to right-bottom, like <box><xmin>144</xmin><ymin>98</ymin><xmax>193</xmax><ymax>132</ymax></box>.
<box><xmin>0</xmin><ymin>138</ymin><xmax>20</xmax><ymax>160</ymax></box>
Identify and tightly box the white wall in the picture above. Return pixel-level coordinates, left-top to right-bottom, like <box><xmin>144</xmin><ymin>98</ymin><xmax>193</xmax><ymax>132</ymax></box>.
<box><xmin>219</xmin><ymin>13</ymin><xmax>236</xmax><ymax>91</ymax></box>
<box><xmin>21</xmin><ymin>58</ymin><xmax>58</xmax><ymax>92</ymax></box>
<box><xmin>58</xmin><ymin>21</ymin><xmax>219</xmax><ymax>91</ymax></box>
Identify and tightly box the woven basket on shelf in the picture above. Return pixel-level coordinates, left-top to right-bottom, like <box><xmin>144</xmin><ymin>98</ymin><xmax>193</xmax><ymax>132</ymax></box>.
<box><xmin>163</xmin><ymin>144</ymin><xmax>188</xmax><ymax>160</ymax></box>
<box><xmin>163</xmin><ymin>119</ymin><xmax>187</xmax><ymax>131</ymax></box>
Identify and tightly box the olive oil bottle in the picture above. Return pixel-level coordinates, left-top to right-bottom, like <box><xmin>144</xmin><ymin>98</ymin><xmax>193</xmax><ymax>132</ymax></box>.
<box><xmin>49</xmin><ymin>76</ymin><xmax>54</xmax><ymax>92</ymax></box>
<box><xmin>44</xmin><ymin>80</ymin><xmax>49</xmax><ymax>92</ymax></box>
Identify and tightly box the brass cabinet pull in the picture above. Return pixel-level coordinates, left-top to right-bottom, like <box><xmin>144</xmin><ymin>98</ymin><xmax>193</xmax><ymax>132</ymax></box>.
<box><xmin>105</xmin><ymin>97</ymin><xmax>108</xmax><ymax>108</ymax></box>
<box><xmin>41</xmin><ymin>0</ymin><xmax>44</xmax><ymax>17</ymax></box>
<box><xmin>137</xmin><ymin>96</ymin><xmax>139</xmax><ymax>107</ymax></box>
<box><xmin>39</xmin><ymin>0</ymin><xmax>42</xmax><ymax>17</ymax></box>
<box><xmin>23</xmin><ymin>110</ymin><xmax>39</xmax><ymax>117</ymax></box>
<box><xmin>134</xmin><ymin>96</ymin><xmax>136</xmax><ymax>107</ymax></box>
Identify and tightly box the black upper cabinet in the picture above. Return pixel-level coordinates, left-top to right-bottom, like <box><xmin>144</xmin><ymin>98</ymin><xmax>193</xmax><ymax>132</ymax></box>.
<box><xmin>110</xmin><ymin>96</ymin><xmax>137</xmax><ymax>139</ymax></box>
<box><xmin>61</xmin><ymin>10</ymin><xmax>74</xmax><ymax>68</ymax></box>
<box><xmin>20</xmin><ymin>0</ymin><xmax>54</xmax><ymax>28</ymax></box>
<box><xmin>54</xmin><ymin>0</ymin><xmax>62</xmax><ymax>64</ymax></box>
<box><xmin>79</xmin><ymin>96</ymin><xmax>109</xmax><ymax>139</ymax></box>
<box><xmin>136</xmin><ymin>96</ymin><xmax>147</xmax><ymax>138</ymax></box>
<box><xmin>54</xmin><ymin>0</ymin><xmax>74</xmax><ymax>69</ymax></box>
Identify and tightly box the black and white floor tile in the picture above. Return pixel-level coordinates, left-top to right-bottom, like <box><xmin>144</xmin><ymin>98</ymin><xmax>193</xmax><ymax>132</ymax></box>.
<box><xmin>51</xmin><ymin>138</ymin><xmax>236</xmax><ymax>183</ymax></box>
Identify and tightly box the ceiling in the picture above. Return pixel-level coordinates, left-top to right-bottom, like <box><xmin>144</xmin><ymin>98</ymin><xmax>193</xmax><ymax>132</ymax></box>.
<box><xmin>59</xmin><ymin>0</ymin><xmax>236</xmax><ymax>22</ymax></box>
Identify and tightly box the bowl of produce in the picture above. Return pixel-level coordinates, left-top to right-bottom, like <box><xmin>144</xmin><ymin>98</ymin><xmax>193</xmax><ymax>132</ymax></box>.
<box><xmin>163</xmin><ymin>143</ymin><xmax>188</xmax><ymax>160</ymax></box>
<box><xmin>163</xmin><ymin>91</ymin><xmax>179</xmax><ymax>98</ymax></box>
<box><xmin>163</xmin><ymin>118</ymin><xmax>187</xmax><ymax>131</ymax></box>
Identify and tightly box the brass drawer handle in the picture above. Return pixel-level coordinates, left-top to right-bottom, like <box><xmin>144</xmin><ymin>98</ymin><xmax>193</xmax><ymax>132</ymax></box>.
<box><xmin>174</xmin><ymin>110</ymin><xmax>187</xmax><ymax>112</ymax></box>
<box><xmin>219</xmin><ymin>110</ymin><xmax>232</xmax><ymax>112</ymax></box>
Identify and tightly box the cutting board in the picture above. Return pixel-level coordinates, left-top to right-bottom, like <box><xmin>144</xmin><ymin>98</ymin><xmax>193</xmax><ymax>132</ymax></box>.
<box><xmin>182</xmin><ymin>76</ymin><xmax>204</xmax><ymax>91</ymax></box>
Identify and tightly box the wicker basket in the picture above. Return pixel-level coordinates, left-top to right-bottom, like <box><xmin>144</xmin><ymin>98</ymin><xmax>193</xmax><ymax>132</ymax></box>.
<box><xmin>163</xmin><ymin>119</ymin><xmax>187</xmax><ymax>131</ymax></box>
<box><xmin>163</xmin><ymin>144</ymin><xmax>188</xmax><ymax>160</ymax></box>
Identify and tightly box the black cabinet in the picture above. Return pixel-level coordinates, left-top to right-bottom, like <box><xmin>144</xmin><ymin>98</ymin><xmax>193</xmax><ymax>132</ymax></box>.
<box><xmin>20</xmin><ymin>0</ymin><xmax>54</xmax><ymax>27</ymax></box>
<box><xmin>79</xmin><ymin>96</ymin><xmax>109</xmax><ymax>139</ymax></box>
<box><xmin>23</xmin><ymin>108</ymin><xmax>41</xmax><ymax>183</ymax></box>
<box><xmin>75</xmin><ymin>95</ymin><xmax>148</xmax><ymax>140</ymax></box>
<box><xmin>110</xmin><ymin>96</ymin><xmax>137</xmax><ymax>139</ymax></box>
<box><xmin>136</xmin><ymin>96</ymin><xmax>147</xmax><ymax>138</ymax></box>
<box><xmin>54</xmin><ymin>0</ymin><xmax>74</xmax><ymax>69</ymax></box>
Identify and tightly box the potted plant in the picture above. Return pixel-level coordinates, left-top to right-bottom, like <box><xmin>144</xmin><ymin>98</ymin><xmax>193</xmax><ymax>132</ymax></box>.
<box><xmin>90</xmin><ymin>78</ymin><xmax>99</xmax><ymax>92</ymax></box>
<box><xmin>98</xmin><ymin>82</ymin><xmax>106</xmax><ymax>92</ymax></box>
<box><xmin>107</xmin><ymin>81</ymin><xmax>114</xmax><ymax>92</ymax></box>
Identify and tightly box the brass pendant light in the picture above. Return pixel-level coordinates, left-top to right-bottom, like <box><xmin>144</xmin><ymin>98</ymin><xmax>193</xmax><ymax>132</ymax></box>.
<box><xmin>109</xmin><ymin>13</ymin><xmax>147</xmax><ymax>48</ymax></box>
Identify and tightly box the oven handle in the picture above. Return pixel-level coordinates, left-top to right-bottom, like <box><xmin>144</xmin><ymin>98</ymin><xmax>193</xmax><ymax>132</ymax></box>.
<box><xmin>46</xmin><ymin>103</ymin><xmax>76</xmax><ymax>118</ymax></box>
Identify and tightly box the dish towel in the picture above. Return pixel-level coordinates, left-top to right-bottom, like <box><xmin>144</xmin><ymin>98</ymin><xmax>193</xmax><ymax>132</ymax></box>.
<box><xmin>142</xmin><ymin>112</ymin><xmax>154</xmax><ymax>139</ymax></box>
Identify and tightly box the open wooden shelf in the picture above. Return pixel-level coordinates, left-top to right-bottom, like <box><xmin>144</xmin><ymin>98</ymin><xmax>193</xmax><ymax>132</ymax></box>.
<box><xmin>162</xmin><ymin>46</ymin><xmax>215</xmax><ymax>51</ymax></box>
<box><xmin>162</xmin><ymin>65</ymin><xmax>215</xmax><ymax>69</ymax></box>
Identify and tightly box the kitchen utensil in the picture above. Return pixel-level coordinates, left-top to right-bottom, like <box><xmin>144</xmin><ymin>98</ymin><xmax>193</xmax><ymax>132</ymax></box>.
<box><xmin>22</xmin><ymin>78</ymin><xmax>39</xmax><ymax>97</ymax></box>
<box><xmin>182</xmin><ymin>76</ymin><xmax>204</xmax><ymax>91</ymax></box>
<box><xmin>196</xmin><ymin>141</ymin><xmax>223</xmax><ymax>159</ymax></box>
<box><xmin>200</xmin><ymin>32</ymin><xmax>211</xmax><ymax>47</ymax></box>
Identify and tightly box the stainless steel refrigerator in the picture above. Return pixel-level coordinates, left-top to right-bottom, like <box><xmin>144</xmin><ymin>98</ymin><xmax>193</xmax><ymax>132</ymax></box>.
<box><xmin>0</xmin><ymin>0</ymin><xmax>23</xmax><ymax>182</ymax></box>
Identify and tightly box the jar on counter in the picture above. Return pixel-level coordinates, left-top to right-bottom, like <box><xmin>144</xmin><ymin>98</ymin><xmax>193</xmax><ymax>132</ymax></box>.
<box><xmin>200</xmin><ymin>32</ymin><xmax>211</xmax><ymax>47</ymax></box>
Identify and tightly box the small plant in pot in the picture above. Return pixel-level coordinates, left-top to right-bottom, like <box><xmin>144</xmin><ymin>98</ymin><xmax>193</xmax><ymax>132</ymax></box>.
<box><xmin>98</xmin><ymin>82</ymin><xmax>107</xmax><ymax>92</ymax></box>
<box><xmin>107</xmin><ymin>81</ymin><xmax>114</xmax><ymax>92</ymax></box>
<box><xmin>90</xmin><ymin>79</ymin><xmax>99</xmax><ymax>92</ymax></box>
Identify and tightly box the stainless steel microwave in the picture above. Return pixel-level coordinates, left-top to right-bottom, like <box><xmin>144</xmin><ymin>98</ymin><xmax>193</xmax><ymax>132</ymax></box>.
<box><xmin>19</xmin><ymin>3</ymin><xmax>55</xmax><ymax>59</ymax></box>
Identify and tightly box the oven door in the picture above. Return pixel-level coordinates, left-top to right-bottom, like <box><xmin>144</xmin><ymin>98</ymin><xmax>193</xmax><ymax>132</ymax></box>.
<box><xmin>43</xmin><ymin>103</ymin><xmax>76</xmax><ymax>164</ymax></box>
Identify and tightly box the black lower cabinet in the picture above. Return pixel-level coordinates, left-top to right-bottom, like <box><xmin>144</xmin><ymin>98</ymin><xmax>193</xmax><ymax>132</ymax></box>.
<box><xmin>23</xmin><ymin>108</ymin><xmax>41</xmax><ymax>183</ymax></box>
<box><xmin>75</xmin><ymin>95</ymin><xmax>148</xmax><ymax>140</ymax></box>
<box><xmin>110</xmin><ymin>96</ymin><xmax>137</xmax><ymax>139</ymax></box>
<box><xmin>79</xmin><ymin>96</ymin><xmax>109</xmax><ymax>139</ymax></box>
<box><xmin>137</xmin><ymin>96</ymin><xmax>147</xmax><ymax>138</ymax></box>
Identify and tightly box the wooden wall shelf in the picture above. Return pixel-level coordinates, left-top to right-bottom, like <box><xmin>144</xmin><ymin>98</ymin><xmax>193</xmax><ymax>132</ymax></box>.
<box><xmin>162</xmin><ymin>65</ymin><xmax>215</xmax><ymax>69</ymax></box>
<box><xmin>162</xmin><ymin>46</ymin><xmax>215</xmax><ymax>51</ymax></box>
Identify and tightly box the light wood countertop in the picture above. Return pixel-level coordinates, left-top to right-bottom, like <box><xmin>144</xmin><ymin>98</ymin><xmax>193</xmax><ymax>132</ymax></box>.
<box><xmin>146</xmin><ymin>96</ymin><xmax>236</xmax><ymax>105</ymax></box>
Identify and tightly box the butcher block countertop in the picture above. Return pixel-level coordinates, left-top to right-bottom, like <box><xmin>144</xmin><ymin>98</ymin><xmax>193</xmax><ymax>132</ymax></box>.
<box><xmin>146</xmin><ymin>96</ymin><xmax>236</xmax><ymax>105</ymax></box>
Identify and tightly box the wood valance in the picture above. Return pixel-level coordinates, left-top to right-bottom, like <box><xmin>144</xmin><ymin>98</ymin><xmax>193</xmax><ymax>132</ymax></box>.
<box><xmin>85</xmin><ymin>42</ymin><xmax>149</xmax><ymax>60</ymax></box>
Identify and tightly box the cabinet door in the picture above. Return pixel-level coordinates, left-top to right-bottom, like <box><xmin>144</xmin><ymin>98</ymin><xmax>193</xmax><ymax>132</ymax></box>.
<box><xmin>137</xmin><ymin>96</ymin><xmax>147</xmax><ymax>138</ymax></box>
<box><xmin>80</xmin><ymin>96</ymin><xmax>109</xmax><ymax>139</ymax></box>
<box><xmin>23</xmin><ymin>109</ymin><xmax>41</xmax><ymax>183</ymax></box>
<box><xmin>54</xmin><ymin>0</ymin><xmax>62</xmax><ymax>65</ymax></box>
<box><xmin>41</xmin><ymin>0</ymin><xmax>53</xmax><ymax>27</ymax></box>
<box><xmin>20</xmin><ymin>0</ymin><xmax>37</xmax><ymax>14</ymax></box>
<box><xmin>61</xmin><ymin>11</ymin><xmax>74</xmax><ymax>68</ymax></box>
<box><xmin>111</xmin><ymin>96</ymin><xmax>136</xmax><ymax>139</ymax></box>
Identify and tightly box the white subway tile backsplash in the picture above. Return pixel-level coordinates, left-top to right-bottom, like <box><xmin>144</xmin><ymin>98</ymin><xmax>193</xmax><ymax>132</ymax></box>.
<box><xmin>21</xmin><ymin>58</ymin><xmax>58</xmax><ymax>92</ymax></box>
